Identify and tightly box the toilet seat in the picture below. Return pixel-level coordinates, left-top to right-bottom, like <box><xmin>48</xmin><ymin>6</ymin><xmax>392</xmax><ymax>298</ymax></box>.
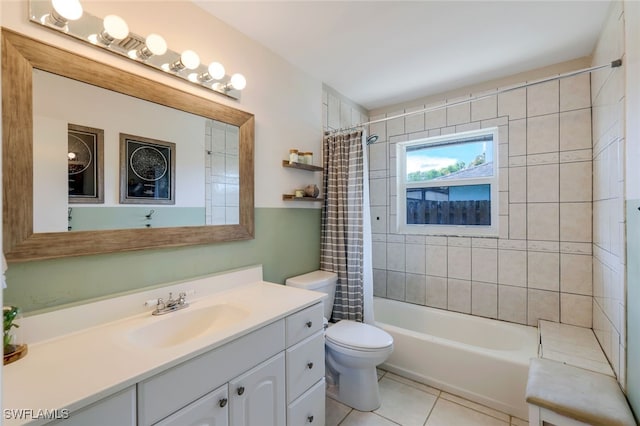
<box><xmin>325</xmin><ymin>320</ymin><xmax>393</xmax><ymax>351</ymax></box>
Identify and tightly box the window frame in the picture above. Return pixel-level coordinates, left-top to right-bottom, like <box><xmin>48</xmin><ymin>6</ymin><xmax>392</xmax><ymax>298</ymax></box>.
<box><xmin>395</xmin><ymin>127</ymin><xmax>499</xmax><ymax>237</ymax></box>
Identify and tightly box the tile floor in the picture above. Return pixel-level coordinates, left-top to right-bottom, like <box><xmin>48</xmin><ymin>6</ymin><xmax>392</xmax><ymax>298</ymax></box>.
<box><xmin>326</xmin><ymin>369</ymin><xmax>529</xmax><ymax>426</ymax></box>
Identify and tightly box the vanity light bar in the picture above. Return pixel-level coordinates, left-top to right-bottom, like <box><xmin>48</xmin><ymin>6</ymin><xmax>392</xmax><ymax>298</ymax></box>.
<box><xmin>28</xmin><ymin>0</ymin><xmax>246</xmax><ymax>100</ymax></box>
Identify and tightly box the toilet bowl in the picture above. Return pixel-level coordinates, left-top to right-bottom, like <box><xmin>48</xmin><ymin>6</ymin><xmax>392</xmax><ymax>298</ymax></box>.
<box><xmin>286</xmin><ymin>270</ymin><xmax>394</xmax><ymax>411</ymax></box>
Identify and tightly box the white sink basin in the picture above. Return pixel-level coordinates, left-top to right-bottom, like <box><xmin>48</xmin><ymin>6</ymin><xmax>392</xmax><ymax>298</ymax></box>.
<box><xmin>126</xmin><ymin>304</ymin><xmax>249</xmax><ymax>349</ymax></box>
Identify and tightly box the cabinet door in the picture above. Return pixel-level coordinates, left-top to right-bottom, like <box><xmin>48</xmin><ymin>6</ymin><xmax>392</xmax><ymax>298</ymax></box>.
<box><xmin>229</xmin><ymin>353</ymin><xmax>285</xmax><ymax>426</ymax></box>
<box><xmin>154</xmin><ymin>384</ymin><xmax>228</xmax><ymax>426</ymax></box>
<box><xmin>47</xmin><ymin>386</ymin><xmax>136</xmax><ymax>426</ymax></box>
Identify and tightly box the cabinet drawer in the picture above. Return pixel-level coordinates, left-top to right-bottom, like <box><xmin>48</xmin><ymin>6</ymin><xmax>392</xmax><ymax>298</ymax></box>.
<box><xmin>287</xmin><ymin>378</ymin><xmax>325</xmax><ymax>426</ymax></box>
<box><xmin>138</xmin><ymin>320</ymin><xmax>284</xmax><ymax>426</ymax></box>
<box><xmin>154</xmin><ymin>384</ymin><xmax>228</xmax><ymax>426</ymax></box>
<box><xmin>285</xmin><ymin>303</ymin><xmax>323</xmax><ymax>347</ymax></box>
<box><xmin>286</xmin><ymin>331</ymin><xmax>325</xmax><ymax>403</ymax></box>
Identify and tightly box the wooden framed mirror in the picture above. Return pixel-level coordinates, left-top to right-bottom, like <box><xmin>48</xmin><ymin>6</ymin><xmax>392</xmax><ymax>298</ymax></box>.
<box><xmin>2</xmin><ymin>29</ymin><xmax>255</xmax><ymax>262</ymax></box>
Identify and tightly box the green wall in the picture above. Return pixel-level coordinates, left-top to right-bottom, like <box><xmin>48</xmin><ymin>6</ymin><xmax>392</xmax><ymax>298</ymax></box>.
<box><xmin>4</xmin><ymin>208</ymin><xmax>321</xmax><ymax>314</ymax></box>
<box><xmin>627</xmin><ymin>200</ymin><xmax>640</xmax><ymax>420</ymax></box>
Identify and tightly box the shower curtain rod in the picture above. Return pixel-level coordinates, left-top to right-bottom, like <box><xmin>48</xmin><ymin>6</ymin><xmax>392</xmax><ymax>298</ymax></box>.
<box><xmin>329</xmin><ymin>59</ymin><xmax>622</xmax><ymax>134</ymax></box>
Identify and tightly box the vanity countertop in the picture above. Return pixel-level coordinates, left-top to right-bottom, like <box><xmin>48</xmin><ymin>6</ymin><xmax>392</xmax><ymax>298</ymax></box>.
<box><xmin>2</xmin><ymin>270</ymin><xmax>325</xmax><ymax>426</ymax></box>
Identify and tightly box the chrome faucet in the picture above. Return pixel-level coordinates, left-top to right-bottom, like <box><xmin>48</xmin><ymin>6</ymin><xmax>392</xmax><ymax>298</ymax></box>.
<box><xmin>152</xmin><ymin>291</ymin><xmax>189</xmax><ymax>315</ymax></box>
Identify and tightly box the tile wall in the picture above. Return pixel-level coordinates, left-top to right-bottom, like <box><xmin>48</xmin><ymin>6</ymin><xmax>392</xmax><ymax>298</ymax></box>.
<box><xmin>322</xmin><ymin>84</ymin><xmax>369</xmax><ymax>132</ymax></box>
<box><xmin>590</xmin><ymin>1</ymin><xmax>627</xmax><ymax>387</ymax></box>
<box><xmin>368</xmin><ymin>75</ymin><xmax>593</xmax><ymax>327</ymax></box>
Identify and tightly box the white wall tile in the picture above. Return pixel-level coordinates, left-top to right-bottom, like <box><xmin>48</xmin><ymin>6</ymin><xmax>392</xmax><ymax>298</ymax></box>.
<box><xmin>472</xmin><ymin>281</ymin><xmax>498</xmax><ymax>318</ymax></box>
<box><xmin>448</xmin><ymin>246</ymin><xmax>471</xmax><ymax>280</ymax></box>
<box><xmin>509</xmin><ymin>203</ymin><xmax>527</xmax><ymax>240</ymax></box>
<box><xmin>498</xmin><ymin>285</ymin><xmax>527</xmax><ymax>324</ymax></box>
<box><xmin>509</xmin><ymin>167</ymin><xmax>527</xmax><ymax>203</ymax></box>
<box><xmin>471</xmin><ymin>247</ymin><xmax>498</xmax><ymax>283</ymax></box>
<box><xmin>327</xmin><ymin>93</ymin><xmax>340</xmax><ymax>130</ymax></box>
<box><xmin>560</xmin><ymin>202</ymin><xmax>592</xmax><ymax>242</ymax></box>
<box><xmin>370</xmin><ymin>178</ymin><xmax>387</xmax><ymax>207</ymax></box>
<box><xmin>527</xmin><ymin>114</ymin><xmax>559</xmax><ymax>154</ymax></box>
<box><xmin>405</xmin><ymin>105</ymin><xmax>425</xmax><ymax>133</ymax></box>
<box><xmin>498</xmin><ymin>249</ymin><xmax>527</xmax><ymax>287</ymax></box>
<box><xmin>448</xmin><ymin>279</ymin><xmax>471</xmax><ymax>313</ymax></box>
<box><xmin>425</xmin><ymin>103</ymin><xmax>447</xmax><ymax>129</ymax></box>
<box><xmin>528</xmin><ymin>289</ymin><xmax>560</xmax><ymax>326</ymax></box>
<box><xmin>560</xmin><ymin>73</ymin><xmax>591</xmax><ymax>112</ymax></box>
<box><xmin>560</xmin><ymin>253</ymin><xmax>593</xmax><ymax>295</ymax></box>
<box><xmin>561</xmin><ymin>293</ymin><xmax>593</xmax><ymax>327</ymax></box>
<box><xmin>471</xmin><ymin>94</ymin><xmax>497</xmax><ymax>122</ymax></box>
<box><xmin>528</xmin><ymin>203</ymin><xmax>560</xmax><ymax>241</ymax></box>
<box><xmin>527</xmin><ymin>80</ymin><xmax>559</xmax><ymax>117</ymax></box>
<box><xmin>426</xmin><ymin>244</ymin><xmax>447</xmax><ymax>277</ymax></box>
<box><xmin>560</xmin><ymin>161</ymin><xmax>592</xmax><ymax>202</ymax></box>
<box><xmin>528</xmin><ymin>251</ymin><xmax>560</xmax><ymax>291</ymax></box>
<box><xmin>387</xmin><ymin>271</ymin><xmax>406</xmax><ymax>301</ymax></box>
<box><xmin>446</xmin><ymin>96</ymin><xmax>471</xmax><ymax>126</ymax></box>
<box><xmin>560</xmin><ymin>109</ymin><xmax>592</xmax><ymax>151</ymax></box>
<box><xmin>498</xmin><ymin>87</ymin><xmax>526</xmax><ymax>120</ymax></box>
<box><xmin>405</xmin><ymin>273</ymin><xmax>426</xmax><ymax>304</ymax></box>
<box><xmin>406</xmin><ymin>243</ymin><xmax>426</xmax><ymax>274</ymax></box>
<box><xmin>508</xmin><ymin>119</ymin><xmax>527</xmax><ymax>157</ymax></box>
<box><xmin>426</xmin><ymin>276</ymin><xmax>448</xmax><ymax>309</ymax></box>
<box><xmin>387</xmin><ymin>110</ymin><xmax>405</xmax><ymax>137</ymax></box>
<box><xmin>369</xmin><ymin>141</ymin><xmax>388</xmax><ymax>171</ymax></box>
<box><xmin>527</xmin><ymin>164</ymin><xmax>559</xmax><ymax>202</ymax></box>
<box><xmin>387</xmin><ymin>242</ymin><xmax>406</xmax><ymax>271</ymax></box>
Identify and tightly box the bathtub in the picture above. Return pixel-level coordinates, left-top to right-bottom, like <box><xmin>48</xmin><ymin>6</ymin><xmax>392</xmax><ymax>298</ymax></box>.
<box><xmin>374</xmin><ymin>297</ymin><xmax>538</xmax><ymax>419</ymax></box>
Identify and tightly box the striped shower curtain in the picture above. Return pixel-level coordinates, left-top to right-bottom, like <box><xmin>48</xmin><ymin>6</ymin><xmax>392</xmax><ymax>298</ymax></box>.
<box><xmin>321</xmin><ymin>130</ymin><xmax>364</xmax><ymax>322</ymax></box>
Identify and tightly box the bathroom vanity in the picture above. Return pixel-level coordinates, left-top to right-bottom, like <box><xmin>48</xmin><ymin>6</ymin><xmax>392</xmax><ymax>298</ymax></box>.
<box><xmin>2</xmin><ymin>266</ymin><xmax>326</xmax><ymax>426</ymax></box>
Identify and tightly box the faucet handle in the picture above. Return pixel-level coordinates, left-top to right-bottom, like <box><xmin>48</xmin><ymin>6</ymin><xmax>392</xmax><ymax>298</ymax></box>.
<box><xmin>156</xmin><ymin>298</ymin><xmax>165</xmax><ymax>311</ymax></box>
<box><xmin>178</xmin><ymin>292</ymin><xmax>187</xmax><ymax>305</ymax></box>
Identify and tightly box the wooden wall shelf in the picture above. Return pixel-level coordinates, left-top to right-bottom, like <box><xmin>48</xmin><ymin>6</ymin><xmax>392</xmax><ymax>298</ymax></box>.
<box><xmin>282</xmin><ymin>195</ymin><xmax>323</xmax><ymax>202</ymax></box>
<box><xmin>281</xmin><ymin>160</ymin><xmax>323</xmax><ymax>172</ymax></box>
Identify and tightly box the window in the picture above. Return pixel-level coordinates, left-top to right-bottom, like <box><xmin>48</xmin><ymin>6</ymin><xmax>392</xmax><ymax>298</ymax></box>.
<box><xmin>396</xmin><ymin>128</ymin><xmax>498</xmax><ymax>237</ymax></box>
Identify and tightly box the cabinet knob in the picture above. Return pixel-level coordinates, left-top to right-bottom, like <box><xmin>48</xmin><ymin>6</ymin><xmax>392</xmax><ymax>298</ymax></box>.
<box><xmin>218</xmin><ymin>398</ymin><xmax>228</xmax><ymax>408</ymax></box>
<box><xmin>237</xmin><ymin>386</ymin><xmax>245</xmax><ymax>396</ymax></box>
<box><xmin>306</xmin><ymin>321</ymin><xmax>313</xmax><ymax>328</ymax></box>
<box><xmin>307</xmin><ymin>362</ymin><xmax>314</xmax><ymax>369</ymax></box>
<box><xmin>307</xmin><ymin>415</ymin><xmax>314</xmax><ymax>423</ymax></box>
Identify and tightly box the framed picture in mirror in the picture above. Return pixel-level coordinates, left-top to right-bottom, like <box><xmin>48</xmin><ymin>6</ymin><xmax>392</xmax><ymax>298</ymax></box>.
<box><xmin>120</xmin><ymin>133</ymin><xmax>176</xmax><ymax>204</ymax></box>
<box><xmin>68</xmin><ymin>123</ymin><xmax>104</xmax><ymax>204</ymax></box>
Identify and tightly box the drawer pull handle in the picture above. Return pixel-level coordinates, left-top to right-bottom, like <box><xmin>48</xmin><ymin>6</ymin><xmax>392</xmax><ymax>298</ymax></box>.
<box><xmin>237</xmin><ymin>386</ymin><xmax>245</xmax><ymax>396</ymax></box>
<box><xmin>307</xmin><ymin>362</ymin><xmax>314</xmax><ymax>369</ymax></box>
<box><xmin>306</xmin><ymin>321</ymin><xmax>313</xmax><ymax>328</ymax></box>
<box><xmin>307</xmin><ymin>415</ymin><xmax>314</xmax><ymax>423</ymax></box>
<box><xmin>219</xmin><ymin>398</ymin><xmax>228</xmax><ymax>408</ymax></box>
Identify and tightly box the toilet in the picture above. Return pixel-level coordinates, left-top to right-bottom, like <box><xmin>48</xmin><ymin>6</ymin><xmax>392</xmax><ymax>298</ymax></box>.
<box><xmin>286</xmin><ymin>270</ymin><xmax>394</xmax><ymax>411</ymax></box>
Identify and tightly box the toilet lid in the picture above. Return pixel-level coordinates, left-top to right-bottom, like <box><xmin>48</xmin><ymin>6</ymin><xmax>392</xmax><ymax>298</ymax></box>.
<box><xmin>325</xmin><ymin>320</ymin><xmax>393</xmax><ymax>350</ymax></box>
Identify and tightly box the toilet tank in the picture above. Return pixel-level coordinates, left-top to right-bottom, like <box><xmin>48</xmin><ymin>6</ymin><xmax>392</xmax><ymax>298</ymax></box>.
<box><xmin>286</xmin><ymin>270</ymin><xmax>337</xmax><ymax>319</ymax></box>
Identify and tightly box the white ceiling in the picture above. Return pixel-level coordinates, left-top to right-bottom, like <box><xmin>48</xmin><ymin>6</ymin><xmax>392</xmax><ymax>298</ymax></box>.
<box><xmin>194</xmin><ymin>1</ymin><xmax>611</xmax><ymax>111</ymax></box>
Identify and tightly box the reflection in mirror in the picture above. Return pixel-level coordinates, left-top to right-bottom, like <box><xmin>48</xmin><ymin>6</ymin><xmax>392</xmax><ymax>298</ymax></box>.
<box><xmin>32</xmin><ymin>70</ymin><xmax>240</xmax><ymax>232</ymax></box>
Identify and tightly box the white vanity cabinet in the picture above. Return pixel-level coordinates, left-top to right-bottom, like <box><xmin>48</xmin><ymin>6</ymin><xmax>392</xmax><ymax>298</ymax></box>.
<box><xmin>137</xmin><ymin>302</ymin><xmax>324</xmax><ymax>426</ymax></box>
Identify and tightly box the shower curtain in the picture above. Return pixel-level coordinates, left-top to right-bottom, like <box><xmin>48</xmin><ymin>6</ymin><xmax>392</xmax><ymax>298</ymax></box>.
<box><xmin>321</xmin><ymin>130</ymin><xmax>373</xmax><ymax>323</ymax></box>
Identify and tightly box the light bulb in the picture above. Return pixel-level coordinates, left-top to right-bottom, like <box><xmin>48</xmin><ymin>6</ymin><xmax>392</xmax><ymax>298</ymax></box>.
<box><xmin>145</xmin><ymin>34</ymin><xmax>167</xmax><ymax>56</ymax></box>
<box><xmin>180</xmin><ymin>50</ymin><xmax>200</xmax><ymax>70</ymax></box>
<box><xmin>103</xmin><ymin>15</ymin><xmax>129</xmax><ymax>40</ymax></box>
<box><xmin>229</xmin><ymin>73</ymin><xmax>247</xmax><ymax>91</ymax></box>
<box><xmin>133</xmin><ymin>34</ymin><xmax>167</xmax><ymax>61</ymax></box>
<box><xmin>52</xmin><ymin>0</ymin><xmax>83</xmax><ymax>21</ymax></box>
<box><xmin>208</xmin><ymin>62</ymin><xmax>225</xmax><ymax>80</ymax></box>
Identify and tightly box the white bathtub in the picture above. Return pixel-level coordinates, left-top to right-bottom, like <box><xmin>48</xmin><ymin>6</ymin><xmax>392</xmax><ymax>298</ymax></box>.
<box><xmin>374</xmin><ymin>297</ymin><xmax>538</xmax><ymax>419</ymax></box>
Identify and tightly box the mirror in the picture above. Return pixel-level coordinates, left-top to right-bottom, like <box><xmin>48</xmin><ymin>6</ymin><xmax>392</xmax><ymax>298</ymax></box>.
<box><xmin>2</xmin><ymin>29</ymin><xmax>255</xmax><ymax>262</ymax></box>
<box><xmin>33</xmin><ymin>70</ymin><xmax>241</xmax><ymax>232</ymax></box>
